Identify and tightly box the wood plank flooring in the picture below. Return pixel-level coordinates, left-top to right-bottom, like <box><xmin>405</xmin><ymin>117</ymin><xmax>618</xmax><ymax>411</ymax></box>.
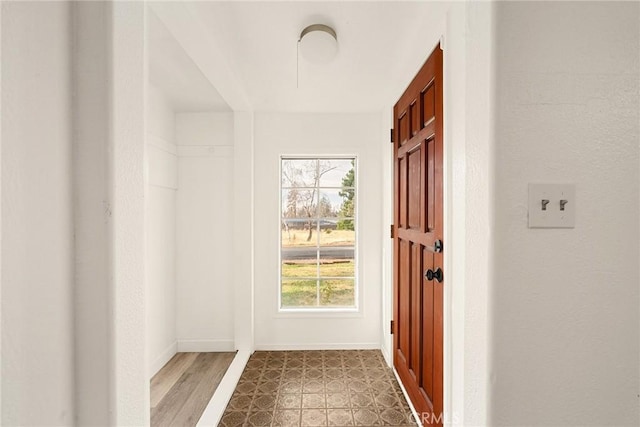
<box><xmin>151</xmin><ymin>352</ymin><xmax>236</xmax><ymax>427</ymax></box>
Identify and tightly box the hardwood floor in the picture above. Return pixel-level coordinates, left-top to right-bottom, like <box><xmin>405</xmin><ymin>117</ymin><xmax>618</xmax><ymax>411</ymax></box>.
<box><xmin>151</xmin><ymin>352</ymin><xmax>236</xmax><ymax>427</ymax></box>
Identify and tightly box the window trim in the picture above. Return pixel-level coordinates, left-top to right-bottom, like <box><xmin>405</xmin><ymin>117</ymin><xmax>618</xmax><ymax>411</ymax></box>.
<box><xmin>277</xmin><ymin>155</ymin><xmax>360</xmax><ymax>314</ymax></box>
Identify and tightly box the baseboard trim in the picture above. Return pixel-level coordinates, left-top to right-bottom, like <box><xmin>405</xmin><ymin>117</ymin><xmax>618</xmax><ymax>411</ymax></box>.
<box><xmin>393</xmin><ymin>367</ymin><xmax>422</xmax><ymax>426</ymax></box>
<box><xmin>177</xmin><ymin>339</ymin><xmax>234</xmax><ymax>352</ymax></box>
<box><xmin>254</xmin><ymin>342</ymin><xmax>380</xmax><ymax>351</ymax></box>
<box><xmin>381</xmin><ymin>342</ymin><xmax>392</xmax><ymax>367</ymax></box>
<box><xmin>197</xmin><ymin>350</ymin><xmax>251</xmax><ymax>427</ymax></box>
<box><xmin>150</xmin><ymin>341</ymin><xmax>177</xmax><ymax>378</ymax></box>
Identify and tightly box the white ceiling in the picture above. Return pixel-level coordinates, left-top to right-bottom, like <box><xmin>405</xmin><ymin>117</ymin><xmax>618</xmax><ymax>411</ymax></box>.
<box><xmin>147</xmin><ymin>9</ymin><xmax>231</xmax><ymax>112</ymax></box>
<box><xmin>187</xmin><ymin>1</ymin><xmax>450</xmax><ymax>113</ymax></box>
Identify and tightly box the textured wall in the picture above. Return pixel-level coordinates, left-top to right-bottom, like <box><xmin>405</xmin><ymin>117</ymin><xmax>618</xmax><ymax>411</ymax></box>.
<box><xmin>490</xmin><ymin>2</ymin><xmax>640</xmax><ymax>425</ymax></box>
<box><xmin>73</xmin><ymin>1</ymin><xmax>111</xmax><ymax>424</ymax></box>
<box><xmin>110</xmin><ymin>2</ymin><xmax>148</xmax><ymax>424</ymax></box>
<box><xmin>1</xmin><ymin>2</ymin><xmax>75</xmax><ymax>424</ymax></box>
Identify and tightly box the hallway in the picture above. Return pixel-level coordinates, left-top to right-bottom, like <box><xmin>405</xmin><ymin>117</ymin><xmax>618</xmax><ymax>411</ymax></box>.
<box><xmin>2</xmin><ymin>2</ymin><xmax>639</xmax><ymax>426</ymax></box>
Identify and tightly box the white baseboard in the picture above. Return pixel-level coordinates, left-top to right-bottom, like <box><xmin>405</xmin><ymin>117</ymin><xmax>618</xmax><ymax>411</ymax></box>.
<box><xmin>254</xmin><ymin>342</ymin><xmax>380</xmax><ymax>351</ymax></box>
<box><xmin>150</xmin><ymin>341</ymin><xmax>178</xmax><ymax>378</ymax></box>
<box><xmin>197</xmin><ymin>350</ymin><xmax>251</xmax><ymax>427</ymax></box>
<box><xmin>381</xmin><ymin>342</ymin><xmax>392</xmax><ymax>367</ymax></box>
<box><xmin>393</xmin><ymin>367</ymin><xmax>422</xmax><ymax>427</ymax></box>
<box><xmin>177</xmin><ymin>339</ymin><xmax>235</xmax><ymax>352</ymax></box>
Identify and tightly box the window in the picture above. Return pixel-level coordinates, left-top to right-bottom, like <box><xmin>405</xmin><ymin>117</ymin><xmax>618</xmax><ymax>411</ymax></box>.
<box><xmin>280</xmin><ymin>157</ymin><xmax>357</xmax><ymax>310</ymax></box>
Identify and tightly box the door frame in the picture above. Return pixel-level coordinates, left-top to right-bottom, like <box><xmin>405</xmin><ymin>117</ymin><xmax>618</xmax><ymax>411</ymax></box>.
<box><xmin>382</xmin><ymin>30</ymin><xmax>469</xmax><ymax>426</ymax></box>
<box><xmin>381</xmin><ymin>8</ymin><xmax>494</xmax><ymax>422</ymax></box>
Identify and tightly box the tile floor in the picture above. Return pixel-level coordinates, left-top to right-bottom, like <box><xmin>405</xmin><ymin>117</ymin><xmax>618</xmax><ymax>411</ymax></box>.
<box><xmin>220</xmin><ymin>350</ymin><xmax>417</xmax><ymax>426</ymax></box>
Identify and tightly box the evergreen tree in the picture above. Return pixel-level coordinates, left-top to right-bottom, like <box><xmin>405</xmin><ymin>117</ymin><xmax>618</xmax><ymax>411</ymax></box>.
<box><xmin>337</xmin><ymin>161</ymin><xmax>355</xmax><ymax>230</ymax></box>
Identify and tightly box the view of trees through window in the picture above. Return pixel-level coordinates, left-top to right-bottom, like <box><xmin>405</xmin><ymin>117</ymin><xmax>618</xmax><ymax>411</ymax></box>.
<box><xmin>280</xmin><ymin>158</ymin><xmax>356</xmax><ymax>308</ymax></box>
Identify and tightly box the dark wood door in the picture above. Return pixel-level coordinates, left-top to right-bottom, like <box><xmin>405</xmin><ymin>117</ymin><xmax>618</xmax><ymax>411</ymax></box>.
<box><xmin>393</xmin><ymin>45</ymin><xmax>443</xmax><ymax>426</ymax></box>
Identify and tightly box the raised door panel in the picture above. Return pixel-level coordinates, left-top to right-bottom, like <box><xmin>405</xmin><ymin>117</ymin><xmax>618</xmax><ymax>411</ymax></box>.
<box><xmin>397</xmin><ymin>239</ymin><xmax>411</xmax><ymax>366</ymax></box>
<box><xmin>420</xmin><ymin>249</ymin><xmax>435</xmax><ymax>407</ymax></box>
<box><xmin>407</xmin><ymin>146</ymin><xmax>422</xmax><ymax>230</ymax></box>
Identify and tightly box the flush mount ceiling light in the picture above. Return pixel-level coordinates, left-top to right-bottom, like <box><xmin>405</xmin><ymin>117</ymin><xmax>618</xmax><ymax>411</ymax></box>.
<box><xmin>298</xmin><ymin>24</ymin><xmax>338</xmax><ymax>64</ymax></box>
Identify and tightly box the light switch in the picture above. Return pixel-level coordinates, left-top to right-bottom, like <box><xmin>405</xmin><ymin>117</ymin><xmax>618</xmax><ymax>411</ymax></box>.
<box><xmin>528</xmin><ymin>183</ymin><xmax>575</xmax><ymax>228</ymax></box>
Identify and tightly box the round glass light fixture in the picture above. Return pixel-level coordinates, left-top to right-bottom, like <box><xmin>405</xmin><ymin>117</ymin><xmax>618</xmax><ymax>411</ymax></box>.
<box><xmin>298</xmin><ymin>24</ymin><xmax>338</xmax><ymax>64</ymax></box>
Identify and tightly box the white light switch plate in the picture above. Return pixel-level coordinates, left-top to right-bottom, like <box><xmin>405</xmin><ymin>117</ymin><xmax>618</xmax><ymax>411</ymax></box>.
<box><xmin>528</xmin><ymin>183</ymin><xmax>575</xmax><ymax>228</ymax></box>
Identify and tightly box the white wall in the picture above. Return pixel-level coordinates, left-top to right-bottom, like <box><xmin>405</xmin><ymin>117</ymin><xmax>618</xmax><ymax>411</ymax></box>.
<box><xmin>145</xmin><ymin>93</ymin><xmax>237</xmax><ymax>367</ymax></box>
<box><xmin>176</xmin><ymin>112</ymin><xmax>235</xmax><ymax>351</ymax></box>
<box><xmin>233</xmin><ymin>111</ymin><xmax>255</xmax><ymax>352</ymax></box>
<box><xmin>73</xmin><ymin>1</ymin><xmax>111</xmax><ymax>424</ymax></box>
<box><xmin>457</xmin><ymin>2</ymin><xmax>495</xmax><ymax>425</ymax></box>
<box><xmin>1</xmin><ymin>2</ymin><xmax>75</xmax><ymax>424</ymax></box>
<box><xmin>145</xmin><ymin>85</ymin><xmax>178</xmax><ymax>376</ymax></box>
<box><xmin>1</xmin><ymin>3</ymin><xmax>4</xmax><ymax>421</ymax></box>
<box><xmin>490</xmin><ymin>2</ymin><xmax>640</xmax><ymax>426</ymax></box>
<box><xmin>110</xmin><ymin>2</ymin><xmax>148</xmax><ymax>424</ymax></box>
<box><xmin>252</xmin><ymin>112</ymin><xmax>382</xmax><ymax>349</ymax></box>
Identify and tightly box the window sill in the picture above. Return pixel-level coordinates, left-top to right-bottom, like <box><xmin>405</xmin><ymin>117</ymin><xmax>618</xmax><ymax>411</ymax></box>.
<box><xmin>274</xmin><ymin>307</ymin><xmax>363</xmax><ymax>319</ymax></box>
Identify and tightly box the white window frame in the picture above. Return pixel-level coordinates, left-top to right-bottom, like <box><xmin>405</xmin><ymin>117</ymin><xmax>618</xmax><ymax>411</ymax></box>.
<box><xmin>278</xmin><ymin>155</ymin><xmax>359</xmax><ymax>314</ymax></box>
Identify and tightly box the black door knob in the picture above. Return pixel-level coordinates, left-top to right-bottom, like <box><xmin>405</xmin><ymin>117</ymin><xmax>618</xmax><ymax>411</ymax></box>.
<box><xmin>425</xmin><ymin>269</ymin><xmax>434</xmax><ymax>280</ymax></box>
<box><xmin>424</xmin><ymin>267</ymin><xmax>444</xmax><ymax>283</ymax></box>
